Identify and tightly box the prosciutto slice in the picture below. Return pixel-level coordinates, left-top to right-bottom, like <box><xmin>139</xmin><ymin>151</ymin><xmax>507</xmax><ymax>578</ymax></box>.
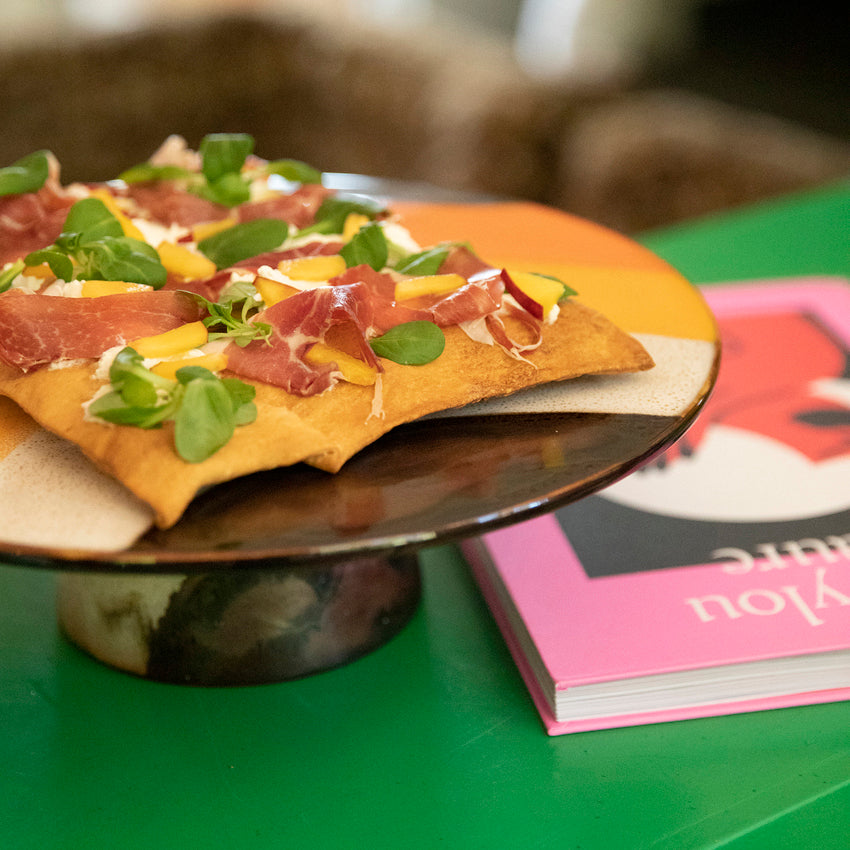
<box><xmin>430</xmin><ymin>271</ymin><xmax>504</xmax><ymax>327</ymax></box>
<box><xmin>224</xmin><ymin>283</ymin><xmax>379</xmax><ymax>396</ymax></box>
<box><xmin>0</xmin><ymin>185</ymin><xmax>75</xmax><ymax>266</ymax></box>
<box><xmin>125</xmin><ymin>183</ymin><xmax>331</xmax><ymax>231</ymax></box>
<box><xmin>0</xmin><ymin>290</ymin><xmax>204</xmax><ymax>371</ymax></box>
<box><xmin>330</xmin><ymin>264</ymin><xmax>505</xmax><ymax>333</ymax></box>
<box><xmin>232</xmin><ymin>240</ymin><xmax>344</xmax><ymax>270</ymax></box>
<box><xmin>124</xmin><ymin>183</ymin><xmax>229</xmax><ymax>227</ymax></box>
<box><xmin>238</xmin><ymin>184</ymin><xmax>332</xmax><ymax>229</ymax></box>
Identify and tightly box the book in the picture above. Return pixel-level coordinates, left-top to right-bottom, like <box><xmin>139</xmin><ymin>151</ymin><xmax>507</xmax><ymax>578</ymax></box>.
<box><xmin>463</xmin><ymin>277</ymin><xmax>850</xmax><ymax>734</ymax></box>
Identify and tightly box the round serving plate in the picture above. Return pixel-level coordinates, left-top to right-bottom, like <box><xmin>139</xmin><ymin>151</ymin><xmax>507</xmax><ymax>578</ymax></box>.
<box><xmin>0</xmin><ymin>181</ymin><xmax>720</xmax><ymax>683</ymax></box>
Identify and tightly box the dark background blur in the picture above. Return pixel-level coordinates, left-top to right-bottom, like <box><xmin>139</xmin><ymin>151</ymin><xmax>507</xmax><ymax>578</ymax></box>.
<box><xmin>1</xmin><ymin>0</ymin><xmax>847</xmax><ymax>233</ymax></box>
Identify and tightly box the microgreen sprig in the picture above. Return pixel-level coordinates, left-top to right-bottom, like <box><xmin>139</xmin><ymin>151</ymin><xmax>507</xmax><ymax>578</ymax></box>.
<box><xmin>24</xmin><ymin>197</ymin><xmax>167</xmax><ymax>287</ymax></box>
<box><xmin>88</xmin><ymin>347</ymin><xmax>257</xmax><ymax>463</ymax></box>
<box><xmin>119</xmin><ymin>133</ymin><xmax>323</xmax><ymax>209</ymax></box>
<box><xmin>192</xmin><ymin>281</ymin><xmax>273</xmax><ymax>348</ymax></box>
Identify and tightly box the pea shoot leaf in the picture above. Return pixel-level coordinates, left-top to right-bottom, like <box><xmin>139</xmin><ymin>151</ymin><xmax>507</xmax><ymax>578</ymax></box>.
<box><xmin>301</xmin><ymin>195</ymin><xmax>386</xmax><ymax>236</ymax></box>
<box><xmin>369</xmin><ymin>320</ymin><xmax>445</xmax><ymax>365</ymax></box>
<box><xmin>264</xmin><ymin>158</ymin><xmax>322</xmax><ymax>185</ymax></box>
<box><xmin>0</xmin><ymin>150</ymin><xmax>50</xmax><ymax>197</ymax></box>
<box><xmin>197</xmin><ymin>218</ymin><xmax>289</xmax><ymax>269</ymax></box>
<box><xmin>340</xmin><ymin>221</ymin><xmax>388</xmax><ymax>271</ymax></box>
<box><xmin>394</xmin><ymin>245</ymin><xmax>450</xmax><ymax>277</ymax></box>
<box><xmin>89</xmin><ymin>347</ymin><xmax>256</xmax><ymax>462</ymax></box>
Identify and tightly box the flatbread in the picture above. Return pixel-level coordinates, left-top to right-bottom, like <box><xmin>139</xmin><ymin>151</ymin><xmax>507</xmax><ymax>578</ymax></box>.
<box><xmin>0</xmin><ymin>299</ymin><xmax>651</xmax><ymax>528</ymax></box>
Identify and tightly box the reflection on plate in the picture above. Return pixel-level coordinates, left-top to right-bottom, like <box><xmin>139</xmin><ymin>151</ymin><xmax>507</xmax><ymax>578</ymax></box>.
<box><xmin>4</xmin><ymin>409</ymin><xmax>711</xmax><ymax>572</ymax></box>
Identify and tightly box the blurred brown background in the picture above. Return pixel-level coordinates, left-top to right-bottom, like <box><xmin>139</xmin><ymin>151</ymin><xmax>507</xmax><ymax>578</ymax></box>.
<box><xmin>1</xmin><ymin>0</ymin><xmax>847</xmax><ymax>233</ymax></box>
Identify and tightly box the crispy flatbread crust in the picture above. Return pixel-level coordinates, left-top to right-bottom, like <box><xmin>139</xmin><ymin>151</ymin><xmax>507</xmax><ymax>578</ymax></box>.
<box><xmin>0</xmin><ymin>300</ymin><xmax>652</xmax><ymax>528</ymax></box>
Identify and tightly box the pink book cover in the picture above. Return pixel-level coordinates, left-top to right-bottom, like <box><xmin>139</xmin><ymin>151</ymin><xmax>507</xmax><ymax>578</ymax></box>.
<box><xmin>463</xmin><ymin>278</ymin><xmax>850</xmax><ymax>734</ymax></box>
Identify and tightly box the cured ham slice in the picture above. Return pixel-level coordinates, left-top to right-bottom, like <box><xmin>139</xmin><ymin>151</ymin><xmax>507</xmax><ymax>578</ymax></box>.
<box><xmin>430</xmin><ymin>272</ymin><xmax>504</xmax><ymax>327</ymax></box>
<box><xmin>438</xmin><ymin>245</ymin><xmax>494</xmax><ymax>279</ymax></box>
<box><xmin>330</xmin><ymin>264</ymin><xmax>506</xmax><ymax>333</ymax></box>
<box><xmin>238</xmin><ymin>184</ymin><xmax>333</xmax><ymax>229</ymax></box>
<box><xmin>224</xmin><ymin>283</ymin><xmax>379</xmax><ymax>395</ymax></box>
<box><xmin>232</xmin><ymin>241</ymin><xmax>344</xmax><ymax>270</ymax></box>
<box><xmin>124</xmin><ymin>183</ymin><xmax>230</xmax><ymax>227</ymax></box>
<box><xmin>0</xmin><ymin>290</ymin><xmax>204</xmax><ymax>371</ymax></box>
<box><xmin>0</xmin><ymin>186</ymin><xmax>76</xmax><ymax>266</ymax></box>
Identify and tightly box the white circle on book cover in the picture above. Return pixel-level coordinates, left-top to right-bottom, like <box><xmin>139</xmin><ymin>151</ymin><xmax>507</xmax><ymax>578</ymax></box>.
<box><xmin>602</xmin><ymin>422</ymin><xmax>850</xmax><ymax>523</ymax></box>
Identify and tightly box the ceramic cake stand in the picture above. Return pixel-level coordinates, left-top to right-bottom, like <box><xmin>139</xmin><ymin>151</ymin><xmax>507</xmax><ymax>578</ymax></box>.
<box><xmin>0</xmin><ymin>188</ymin><xmax>720</xmax><ymax>685</ymax></box>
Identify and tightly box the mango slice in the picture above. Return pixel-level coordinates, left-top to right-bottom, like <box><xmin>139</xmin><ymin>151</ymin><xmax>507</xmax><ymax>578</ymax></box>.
<box><xmin>304</xmin><ymin>342</ymin><xmax>377</xmax><ymax>386</ymax></box>
<box><xmin>158</xmin><ymin>242</ymin><xmax>217</xmax><ymax>281</ymax></box>
<box><xmin>502</xmin><ymin>270</ymin><xmax>567</xmax><ymax>320</ymax></box>
<box><xmin>130</xmin><ymin>321</ymin><xmax>208</xmax><ymax>359</ymax></box>
<box><xmin>191</xmin><ymin>217</ymin><xmax>239</xmax><ymax>242</ymax></box>
<box><xmin>277</xmin><ymin>255</ymin><xmax>347</xmax><ymax>282</ymax></box>
<box><xmin>255</xmin><ymin>275</ymin><xmax>298</xmax><ymax>307</ymax></box>
<box><xmin>150</xmin><ymin>352</ymin><xmax>229</xmax><ymax>381</ymax></box>
<box><xmin>394</xmin><ymin>273</ymin><xmax>465</xmax><ymax>301</ymax></box>
<box><xmin>80</xmin><ymin>280</ymin><xmax>152</xmax><ymax>297</ymax></box>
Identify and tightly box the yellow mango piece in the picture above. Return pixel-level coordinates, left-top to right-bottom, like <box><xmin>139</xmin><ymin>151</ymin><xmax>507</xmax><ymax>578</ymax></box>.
<box><xmin>150</xmin><ymin>352</ymin><xmax>229</xmax><ymax>381</ymax></box>
<box><xmin>342</xmin><ymin>212</ymin><xmax>370</xmax><ymax>241</ymax></box>
<box><xmin>394</xmin><ymin>273</ymin><xmax>465</xmax><ymax>301</ymax></box>
<box><xmin>277</xmin><ymin>254</ymin><xmax>347</xmax><ymax>282</ymax></box>
<box><xmin>255</xmin><ymin>275</ymin><xmax>297</xmax><ymax>308</ymax></box>
<box><xmin>22</xmin><ymin>263</ymin><xmax>54</xmax><ymax>279</ymax></box>
<box><xmin>90</xmin><ymin>188</ymin><xmax>147</xmax><ymax>242</ymax></box>
<box><xmin>158</xmin><ymin>241</ymin><xmax>217</xmax><ymax>281</ymax></box>
<box><xmin>80</xmin><ymin>280</ymin><xmax>152</xmax><ymax>297</ymax></box>
<box><xmin>304</xmin><ymin>343</ymin><xmax>377</xmax><ymax>386</ymax></box>
<box><xmin>192</xmin><ymin>217</ymin><xmax>238</xmax><ymax>242</ymax></box>
<box><xmin>508</xmin><ymin>270</ymin><xmax>566</xmax><ymax>317</ymax></box>
<box><xmin>130</xmin><ymin>321</ymin><xmax>208</xmax><ymax>359</ymax></box>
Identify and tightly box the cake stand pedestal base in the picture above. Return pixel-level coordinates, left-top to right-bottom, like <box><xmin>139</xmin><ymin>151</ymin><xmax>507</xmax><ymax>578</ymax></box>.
<box><xmin>57</xmin><ymin>553</ymin><xmax>421</xmax><ymax>685</ymax></box>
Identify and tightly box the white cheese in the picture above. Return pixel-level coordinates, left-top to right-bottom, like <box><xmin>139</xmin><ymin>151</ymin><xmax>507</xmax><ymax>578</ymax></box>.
<box><xmin>256</xmin><ymin>264</ymin><xmax>324</xmax><ymax>293</ymax></box>
<box><xmin>131</xmin><ymin>217</ymin><xmax>189</xmax><ymax>247</ymax></box>
<box><xmin>42</xmin><ymin>280</ymin><xmax>83</xmax><ymax>297</ymax></box>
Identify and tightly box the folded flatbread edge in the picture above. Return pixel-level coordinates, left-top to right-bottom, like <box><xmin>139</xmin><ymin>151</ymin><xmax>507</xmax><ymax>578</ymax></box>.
<box><xmin>0</xmin><ymin>300</ymin><xmax>652</xmax><ymax>528</ymax></box>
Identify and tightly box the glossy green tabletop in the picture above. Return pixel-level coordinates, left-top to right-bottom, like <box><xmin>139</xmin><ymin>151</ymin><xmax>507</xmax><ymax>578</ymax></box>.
<box><xmin>3</xmin><ymin>182</ymin><xmax>849</xmax><ymax>849</ymax></box>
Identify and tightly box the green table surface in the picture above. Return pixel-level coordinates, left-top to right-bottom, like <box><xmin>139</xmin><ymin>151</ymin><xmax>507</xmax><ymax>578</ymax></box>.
<box><xmin>2</xmin><ymin>181</ymin><xmax>849</xmax><ymax>849</ymax></box>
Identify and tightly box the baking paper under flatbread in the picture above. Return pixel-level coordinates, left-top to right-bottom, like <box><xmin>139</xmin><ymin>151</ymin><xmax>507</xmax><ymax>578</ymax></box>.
<box><xmin>0</xmin><ymin>300</ymin><xmax>651</xmax><ymax>529</ymax></box>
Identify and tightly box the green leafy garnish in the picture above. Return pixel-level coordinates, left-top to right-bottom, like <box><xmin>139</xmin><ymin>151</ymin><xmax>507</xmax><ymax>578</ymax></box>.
<box><xmin>394</xmin><ymin>245</ymin><xmax>450</xmax><ymax>277</ymax></box>
<box><xmin>173</xmin><ymin>373</ymin><xmax>244</xmax><ymax>463</ymax></box>
<box><xmin>77</xmin><ymin>238</ymin><xmax>165</xmax><ymax>285</ymax></box>
<box><xmin>88</xmin><ymin>347</ymin><xmax>257</xmax><ymax>463</ymax></box>
<box><xmin>200</xmin><ymin>134</ymin><xmax>253</xmax><ymax>184</ymax></box>
<box><xmin>192</xmin><ymin>282</ymin><xmax>273</xmax><ymax>347</ymax></box>
<box><xmin>0</xmin><ymin>150</ymin><xmax>50</xmax><ymax>197</ymax></box>
<box><xmin>61</xmin><ymin>196</ymin><xmax>124</xmax><ymax>242</ymax></box>
<box><xmin>118</xmin><ymin>163</ymin><xmax>192</xmax><ymax>184</ymax></box>
<box><xmin>198</xmin><ymin>218</ymin><xmax>289</xmax><ymax>269</ymax></box>
<box><xmin>21</xmin><ymin>247</ymin><xmax>74</xmax><ymax>283</ymax></box>
<box><xmin>300</xmin><ymin>194</ymin><xmax>387</xmax><ymax>236</ymax></box>
<box><xmin>195</xmin><ymin>133</ymin><xmax>254</xmax><ymax>206</ymax></box>
<box><xmin>0</xmin><ymin>259</ymin><xmax>25</xmax><ymax>293</ymax></box>
<box><xmin>265</xmin><ymin>158</ymin><xmax>323</xmax><ymax>185</ymax></box>
<box><xmin>23</xmin><ymin>197</ymin><xmax>167</xmax><ymax>287</ymax></box>
<box><xmin>369</xmin><ymin>320</ymin><xmax>445</xmax><ymax>365</ymax></box>
<box><xmin>118</xmin><ymin>134</ymin><xmax>323</xmax><ymax>208</ymax></box>
<box><xmin>339</xmin><ymin>221</ymin><xmax>388</xmax><ymax>271</ymax></box>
